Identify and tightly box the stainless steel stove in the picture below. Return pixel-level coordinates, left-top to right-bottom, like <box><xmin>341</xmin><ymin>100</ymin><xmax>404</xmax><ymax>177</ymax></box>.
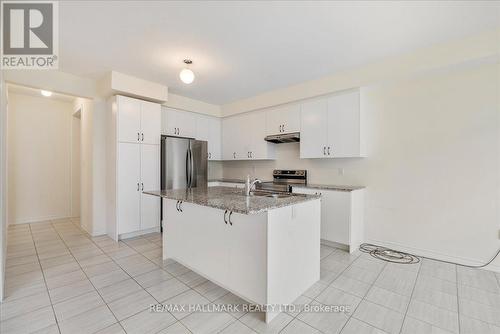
<box><xmin>256</xmin><ymin>170</ymin><xmax>307</xmax><ymax>193</ymax></box>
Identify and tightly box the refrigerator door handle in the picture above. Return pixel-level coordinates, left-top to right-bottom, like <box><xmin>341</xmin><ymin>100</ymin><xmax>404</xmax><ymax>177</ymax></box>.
<box><xmin>190</xmin><ymin>147</ymin><xmax>195</xmax><ymax>188</ymax></box>
<box><xmin>186</xmin><ymin>149</ymin><xmax>190</xmax><ymax>188</ymax></box>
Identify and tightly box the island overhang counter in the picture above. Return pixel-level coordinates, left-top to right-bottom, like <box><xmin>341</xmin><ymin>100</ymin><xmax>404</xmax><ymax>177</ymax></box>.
<box><xmin>144</xmin><ymin>186</ymin><xmax>321</xmax><ymax>323</ymax></box>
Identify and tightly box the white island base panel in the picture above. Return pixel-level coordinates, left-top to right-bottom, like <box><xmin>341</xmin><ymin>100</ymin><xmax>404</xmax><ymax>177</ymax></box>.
<box><xmin>162</xmin><ymin>198</ymin><xmax>321</xmax><ymax>323</ymax></box>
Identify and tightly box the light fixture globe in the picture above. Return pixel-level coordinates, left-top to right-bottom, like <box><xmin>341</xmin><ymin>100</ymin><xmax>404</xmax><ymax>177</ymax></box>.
<box><xmin>179</xmin><ymin>59</ymin><xmax>195</xmax><ymax>84</ymax></box>
<box><xmin>41</xmin><ymin>90</ymin><xmax>52</xmax><ymax>97</ymax></box>
<box><xmin>179</xmin><ymin>68</ymin><xmax>195</xmax><ymax>84</ymax></box>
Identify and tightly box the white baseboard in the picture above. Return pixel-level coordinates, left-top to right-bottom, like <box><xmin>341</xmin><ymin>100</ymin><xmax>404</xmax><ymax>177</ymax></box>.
<box><xmin>11</xmin><ymin>215</ymin><xmax>73</xmax><ymax>225</ymax></box>
<box><xmin>119</xmin><ymin>227</ymin><xmax>160</xmax><ymax>240</ymax></box>
<box><xmin>366</xmin><ymin>238</ymin><xmax>500</xmax><ymax>273</ymax></box>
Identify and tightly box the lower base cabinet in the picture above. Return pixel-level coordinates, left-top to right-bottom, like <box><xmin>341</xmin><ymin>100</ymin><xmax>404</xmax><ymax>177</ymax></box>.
<box><xmin>292</xmin><ymin>187</ymin><xmax>365</xmax><ymax>253</ymax></box>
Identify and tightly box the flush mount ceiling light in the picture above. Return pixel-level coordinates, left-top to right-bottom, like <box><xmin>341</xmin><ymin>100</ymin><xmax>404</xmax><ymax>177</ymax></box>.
<box><xmin>41</xmin><ymin>90</ymin><xmax>52</xmax><ymax>97</ymax></box>
<box><xmin>179</xmin><ymin>59</ymin><xmax>195</xmax><ymax>84</ymax></box>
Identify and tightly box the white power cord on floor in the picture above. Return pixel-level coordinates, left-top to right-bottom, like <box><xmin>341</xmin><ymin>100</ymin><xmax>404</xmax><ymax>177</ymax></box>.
<box><xmin>360</xmin><ymin>243</ymin><xmax>500</xmax><ymax>268</ymax></box>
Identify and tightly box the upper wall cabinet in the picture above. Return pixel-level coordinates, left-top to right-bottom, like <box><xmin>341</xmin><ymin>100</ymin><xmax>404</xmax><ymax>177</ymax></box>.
<box><xmin>222</xmin><ymin>111</ymin><xmax>275</xmax><ymax>160</ymax></box>
<box><xmin>300</xmin><ymin>89</ymin><xmax>365</xmax><ymax>158</ymax></box>
<box><xmin>266</xmin><ymin>104</ymin><xmax>300</xmax><ymax>135</ymax></box>
<box><xmin>162</xmin><ymin>107</ymin><xmax>197</xmax><ymax>139</ymax></box>
<box><xmin>117</xmin><ymin>95</ymin><xmax>161</xmax><ymax>145</ymax></box>
<box><xmin>196</xmin><ymin>115</ymin><xmax>222</xmax><ymax>161</ymax></box>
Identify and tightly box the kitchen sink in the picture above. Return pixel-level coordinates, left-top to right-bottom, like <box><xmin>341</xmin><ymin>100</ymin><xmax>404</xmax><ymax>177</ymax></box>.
<box><xmin>249</xmin><ymin>191</ymin><xmax>292</xmax><ymax>199</ymax></box>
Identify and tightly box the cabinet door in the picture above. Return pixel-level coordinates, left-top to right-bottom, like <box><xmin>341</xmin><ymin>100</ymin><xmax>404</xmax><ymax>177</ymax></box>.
<box><xmin>322</xmin><ymin>190</ymin><xmax>350</xmax><ymax>244</ymax></box>
<box><xmin>176</xmin><ymin>111</ymin><xmax>197</xmax><ymax>138</ymax></box>
<box><xmin>162</xmin><ymin>107</ymin><xmax>177</xmax><ymax>136</ymax></box>
<box><xmin>222</xmin><ymin>117</ymin><xmax>238</xmax><ymax>160</ymax></box>
<box><xmin>228</xmin><ymin>211</ymin><xmax>267</xmax><ymax>303</ymax></box>
<box><xmin>327</xmin><ymin>91</ymin><xmax>360</xmax><ymax>157</ymax></box>
<box><xmin>141</xmin><ymin>101</ymin><xmax>161</xmax><ymax>145</ymax></box>
<box><xmin>236</xmin><ymin>113</ymin><xmax>252</xmax><ymax>159</ymax></box>
<box><xmin>195</xmin><ymin>115</ymin><xmax>210</xmax><ymax>141</ymax></box>
<box><xmin>284</xmin><ymin>104</ymin><xmax>301</xmax><ymax>133</ymax></box>
<box><xmin>117</xmin><ymin>96</ymin><xmax>141</xmax><ymax>143</ymax></box>
<box><xmin>140</xmin><ymin>144</ymin><xmax>160</xmax><ymax>230</ymax></box>
<box><xmin>164</xmin><ymin>200</ymin><xmax>229</xmax><ymax>283</ymax></box>
<box><xmin>118</xmin><ymin>143</ymin><xmax>141</xmax><ymax>234</ymax></box>
<box><xmin>208</xmin><ymin>117</ymin><xmax>222</xmax><ymax>160</ymax></box>
<box><xmin>266</xmin><ymin>104</ymin><xmax>301</xmax><ymax>135</ymax></box>
<box><xmin>266</xmin><ymin>107</ymin><xmax>283</xmax><ymax>135</ymax></box>
<box><xmin>249</xmin><ymin>111</ymin><xmax>272</xmax><ymax>159</ymax></box>
<box><xmin>300</xmin><ymin>98</ymin><xmax>328</xmax><ymax>158</ymax></box>
<box><xmin>196</xmin><ymin>115</ymin><xmax>221</xmax><ymax>160</ymax></box>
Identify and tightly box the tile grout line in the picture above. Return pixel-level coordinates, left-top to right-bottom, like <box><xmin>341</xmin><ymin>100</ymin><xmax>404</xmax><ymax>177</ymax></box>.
<box><xmin>50</xmin><ymin>220</ymin><xmax>128</xmax><ymax>334</ymax></box>
<box><xmin>337</xmin><ymin>257</ymin><xmax>389</xmax><ymax>334</ymax></box>
<box><xmin>28</xmin><ymin>223</ymin><xmax>63</xmax><ymax>334</ymax></box>
<box><xmin>83</xmin><ymin>227</ymin><xmax>199</xmax><ymax>330</ymax></box>
<box><xmin>397</xmin><ymin>259</ymin><xmax>422</xmax><ymax>334</ymax></box>
<box><xmin>456</xmin><ymin>265</ymin><xmax>461</xmax><ymax>334</ymax></box>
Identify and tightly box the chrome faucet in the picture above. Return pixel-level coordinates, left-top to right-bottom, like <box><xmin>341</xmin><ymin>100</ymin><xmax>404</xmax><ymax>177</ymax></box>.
<box><xmin>245</xmin><ymin>175</ymin><xmax>262</xmax><ymax>196</ymax></box>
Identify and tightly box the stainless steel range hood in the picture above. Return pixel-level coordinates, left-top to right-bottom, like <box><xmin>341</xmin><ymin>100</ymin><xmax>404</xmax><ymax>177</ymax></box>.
<box><xmin>264</xmin><ymin>132</ymin><xmax>300</xmax><ymax>144</ymax></box>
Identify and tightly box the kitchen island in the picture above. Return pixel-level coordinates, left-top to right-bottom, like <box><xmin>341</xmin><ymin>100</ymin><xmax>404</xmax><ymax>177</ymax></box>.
<box><xmin>144</xmin><ymin>186</ymin><xmax>321</xmax><ymax>323</ymax></box>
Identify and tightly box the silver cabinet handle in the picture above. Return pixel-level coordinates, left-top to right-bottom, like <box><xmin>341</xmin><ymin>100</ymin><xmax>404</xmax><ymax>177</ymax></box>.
<box><xmin>141</xmin><ymin>183</ymin><xmax>144</xmax><ymax>191</ymax></box>
<box><xmin>250</xmin><ymin>151</ymin><xmax>253</xmax><ymax>158</ymax></box>
<box><xmin>233</xmin><ymin>152</ymin><xmax>236</xmax><ymax>159</ymax></box>
<box><xmin>282</xmin><ymin>124</ymin><xmax>285</xmax><ymax>132</ymax></box>
<box><xmin>137</xmin><ymin>132</ymin><xmax>140</xmax><ymax>141</ymax></box>
<box><xmin>327</xmin><ymin>146</ymin><xmax>330</xmax><ymax>155</ymax></box>
<box><xmin>209</xmin><ymin>152</ymin><xmax>211</xmax><ymax>159</ymax></box>
<box><xmin>137</xmin><ymin>183</ymin><xmax>139</xmax><ymax>191</ymax></box>
<box><xmin>228</xmin><ymin>211</ymin><xmax>233</xmax><ymax>226</ymax></box>
<box><xmin>224</xmin><ymin>210</ymin><xmax>228</xmax><ymax>224</ymax></box>
<box><xmin>141</xmin><ymin>133</ymin><xmax>144</xmax><ymax>141</ymax></box>
<box><xmin>178</xmin><ymin>201</ymin><xmax>183</xmax><ymax>212</ymax></box>
<box><xmin>176</xmin><ymin>201</ymin><xmax>180</xmax><ymax>211</ymax></box>
<box><xmin>323</xmin><ymin>147</ymin><xmax>326</xmax><ymax>155</ymax></box>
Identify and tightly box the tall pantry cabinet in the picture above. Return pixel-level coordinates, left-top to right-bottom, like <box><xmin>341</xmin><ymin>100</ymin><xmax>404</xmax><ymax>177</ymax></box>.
<box><xmin>107</xmin><ymin>95</ymin><xmax>161</xmax><ymax>240</ymax></box>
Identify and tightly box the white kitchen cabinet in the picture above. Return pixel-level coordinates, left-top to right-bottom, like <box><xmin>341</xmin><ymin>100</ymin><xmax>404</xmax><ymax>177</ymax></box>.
<box><xmin>163</xmin><ymin>197</ymin><xmax>320</xmax><ymax>322</ymax></box>
<box><xmin>300</xmin><ymin>98</ymin><xmax>328</xmax><ymax>158</ymax></box>
<box><xmin>222</xmin><ymin>112</ymin><xmax>275</xmax><ymax>160</ymax></box>
<box><xmin>117</xmin><ymin>96</ymin><xmax>142</xmax><ymax>143</ymax></box>
<box><xmin>140</xmin><ymin>144</ymin><xmax>160</xmax><ymax>230</ymax></box>
<box><xmin>107</xmin><ymin>96</ymin><xmax>161</xmax><ymax>240</ymax></box>
<box><xmin>140</xmin><ymin>100</ymin><xmax>162</xmax><ymax>145</ymax></box>
<box><xmin>266</xmin><ymin>103</ymin><xmax>301</xmax><ymax>135</ymax></box>
<box><xmin>196</xmin><ymin>115</ymin><xmax>222</xmax><ymax>160</ymax></box>
<box><xmin>162</xmin><ymin>107</ymin><xmax>196</xmax><ymax>138</ymax></box>
<box><xmin>292</xmin><ymin>187</ymin><xmax>365</xmax><ymax>253</ymax></box>
<box><xmin>300</xmin><ymin>89</ymin><xmax>365</xmax><ymax>158</ymax></box>
<box><xmin>117</xmin><ymin>143</ymin><xmax>141</xmax><ymax>234</ymax></box>
<box><xmin>117</xmin><ymin>95</ymin><xmax>161</xmax><ymax>145</ymax></box>
<box><xmin>327</xmin><ymin>91</ymin><xmax>362</xmax><ymax>157</ymax></box>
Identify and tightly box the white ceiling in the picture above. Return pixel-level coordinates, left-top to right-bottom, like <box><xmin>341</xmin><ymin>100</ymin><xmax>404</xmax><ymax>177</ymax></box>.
<box><xmin>8</xmin><ymin>84</ymin><xmax>76</xmax><ymax>102</ymax></box>
<box><xmin>59</xmin><ymin>1</ymin><xmax>500</xmax><ymax>104</ymax></box>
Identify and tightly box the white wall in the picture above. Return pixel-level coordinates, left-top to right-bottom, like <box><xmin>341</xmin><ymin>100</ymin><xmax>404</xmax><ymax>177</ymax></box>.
<box><xmin>74</xmin><ymin>97</ymin><xmax>107</xmax><ymax>236</ymax></box>
<box><xmin>71</xmin><ymin>115</ymin><xmax>81</xmax><ymax>217</ymax></box>
<box><xmin>0</xmin><ymin>79</ymin><xmax>8</xmax><ymax>300</ymax></box>
<box><xmin>7</xmin><ymin>92</ymin><xmax>77</xmax><ymax>224</ymax></box>
<box><xmin>223</xmin><ymin>62</ymin><xmax>500</xmax><ymax>270</ymax></box>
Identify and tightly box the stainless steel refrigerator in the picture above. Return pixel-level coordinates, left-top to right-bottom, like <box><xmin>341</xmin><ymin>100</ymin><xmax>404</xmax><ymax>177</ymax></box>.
<box><xmin>161</xmin><ymin>135</ymin><xmax>208</xmax><ymax>190</ymax></box>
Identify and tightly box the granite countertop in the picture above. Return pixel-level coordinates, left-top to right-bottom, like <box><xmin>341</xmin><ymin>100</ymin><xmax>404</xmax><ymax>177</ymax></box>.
<box><xmin>144</xmin><ymin>186</ymin><xmax>320</xmax><ymax>214</ymax></box>
<box><xmin>208</xmin><ymin>178</ymin><xmax>365</xmax><ymax>192</ymax></box>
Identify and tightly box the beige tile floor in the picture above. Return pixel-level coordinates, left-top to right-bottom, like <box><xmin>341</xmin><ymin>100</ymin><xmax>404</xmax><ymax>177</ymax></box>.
<box><xmin>1</xmin><ymin>218</ymin><xmax>499</xmax><ymax>334</ymax></box>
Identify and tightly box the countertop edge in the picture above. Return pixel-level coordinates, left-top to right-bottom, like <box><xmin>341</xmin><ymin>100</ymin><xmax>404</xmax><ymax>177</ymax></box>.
<box><xmin>143</xmin><ymin>189</ymin><xmax>321</xmax><ymax>215</ymax></box>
